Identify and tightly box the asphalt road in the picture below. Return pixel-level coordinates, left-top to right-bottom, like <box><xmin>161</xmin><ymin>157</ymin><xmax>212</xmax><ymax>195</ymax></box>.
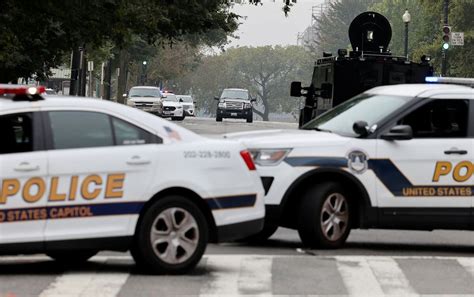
<box><xmin>1</xmin><ymin>117</ymin><xmax>473</xmax><ymax>297</ymax></box>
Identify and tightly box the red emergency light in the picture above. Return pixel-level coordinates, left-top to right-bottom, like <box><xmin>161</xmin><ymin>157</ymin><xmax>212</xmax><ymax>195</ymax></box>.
<box><xmin>0</xmin><ymin>85</ymin><xmax>46</xmax><ymax>96</ymax></box>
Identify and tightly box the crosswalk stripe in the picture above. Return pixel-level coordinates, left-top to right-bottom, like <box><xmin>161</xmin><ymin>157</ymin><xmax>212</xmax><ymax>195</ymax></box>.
<box><xmin>200</xmin><ymin>255</ymin><xmax>242</xmax><ymax>295</ymax></box>
<box><xmin>238</xmin><ymin>256</ymin><xmax>272</xmax><ymax>295</ymax></box>
<box><xmin>38</xmin><ymin>259</ymin><xmax>129</xmax><ymax>297</ymax></box>
<box><xmin>336</xmin><ymin>256</ymin><xmax>385</xmax><ymax>296</ymax></box>
<box><xmin>367</xmin><ymin>257</ymin><xmax>417</xmax><ymax>296</ymax></box>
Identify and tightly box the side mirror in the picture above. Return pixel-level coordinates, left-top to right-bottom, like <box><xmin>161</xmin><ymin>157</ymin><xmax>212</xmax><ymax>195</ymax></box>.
<box><xmin>214</xmin><ymin>96</ymin><xmax>220</xmax><ymax>100</ymax></box>
<box><xmin>381</xmin><ymin>125</ymin><xmax>413</xmax><ymax>141</ymax></box>
<box><xmin>193</xmin><ymin>101</ymin><xmax>197</xmax><ymax>104</ymax></box>
<box><xmin>353</xmin><ymin>121</ymin><xmax>369</xmax><ymax>137</ymax></box>
<box><xmin>251</xmin><ymin>98</ymin><xmax>257</xmax><ymax>102</ymax></box>
<box><xmin>290</xmin><ymin>81</ymin><xmax>303</xmax><ymax>97</ymax></box>
<box><xmin>179</xmin><ymin>99</ymin><xmax>183</xmax><ymax>102</ymax></box>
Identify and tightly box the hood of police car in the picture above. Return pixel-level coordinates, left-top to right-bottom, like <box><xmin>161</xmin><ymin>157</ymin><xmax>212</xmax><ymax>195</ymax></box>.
<box><xmin>163</xmin><ymin>101</ymin><xmax>182</xmax><ymax>107</ymax></box>
<box><xmin>224</xmin><ymin>129</ymin><xmax>347</xmax><ymax>148</ymax></box>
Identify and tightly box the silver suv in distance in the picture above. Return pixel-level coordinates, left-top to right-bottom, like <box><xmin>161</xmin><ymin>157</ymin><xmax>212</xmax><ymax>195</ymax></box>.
<box><xmin>126</xmin><ymin>86</ymin><xmax>163</xmax><ymax>116</ymax></box>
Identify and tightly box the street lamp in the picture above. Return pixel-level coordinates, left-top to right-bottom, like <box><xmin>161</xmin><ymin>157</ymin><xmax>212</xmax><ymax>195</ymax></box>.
<box><xmin>141</xmin><ymin>61</ymin><xmax>147</xmax><ymax>85</ymax></box>
<box><xmin>402</xmin><ymin>9</ymin><xmax>411</xmax><ymax>59</ymax></box>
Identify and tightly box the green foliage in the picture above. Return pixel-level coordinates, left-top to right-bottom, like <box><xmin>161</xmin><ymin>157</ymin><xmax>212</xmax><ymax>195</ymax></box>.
<box><xmin>175</xmin><ymin>46</ymin><xmax>313</xmax><ymax>121</ymax></box>
<box><xmin>0</xmin><ymin>0</ymin><xmax>238</xmax><ymax>83</ymax></box>
<box><xmin>371</xmin><ymin>0</ymin><xmax>474</xmax><ymax>76</ymax></box>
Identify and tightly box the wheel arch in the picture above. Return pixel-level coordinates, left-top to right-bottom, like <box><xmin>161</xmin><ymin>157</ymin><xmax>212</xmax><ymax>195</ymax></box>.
<box><xmin>135</xmin><ymin>187</ymin><xmax>218</xmax><ymax>243</ymax></box>
<box><xmin>278</xmin><ymin>168</ymin><xmax>376</xmax><ymax>229</ymax></box>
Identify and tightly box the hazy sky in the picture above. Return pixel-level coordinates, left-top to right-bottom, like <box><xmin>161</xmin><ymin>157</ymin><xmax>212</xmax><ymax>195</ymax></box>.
<box><xmin>227</xmin><ymin>0</ymin><xmax>325</xmax><ymax>47</ymax></box>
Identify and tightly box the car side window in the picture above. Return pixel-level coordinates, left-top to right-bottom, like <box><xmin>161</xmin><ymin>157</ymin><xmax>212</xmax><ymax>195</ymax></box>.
<box><xmin>0</xmin><ymin>112</ymin><xmax>34</xmax><ymax>154</ymax></box>
<box><xmin>49</xmin><ymin>111</ymin><xmax>114</xmax><ymax>149</ymax></box>
<box><xmin>398</xmin><ymin>99</ymin><xmax>469</xmax><ymax>138</ymax></box>
<box><xmin>111</xmin><ymin>117</ymin><xmax>162</xmax><ymax>145</ymax></box>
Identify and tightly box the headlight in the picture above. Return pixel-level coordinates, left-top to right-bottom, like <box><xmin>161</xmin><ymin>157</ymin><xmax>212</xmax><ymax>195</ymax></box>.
<box><xmin>218</xmin><ymin>102</ymin><xmax>226</xmax><ymax>108</ymax></box>
<box><xmin>244</xmin><ymin>103</ymin><xmax>252</xmax><ymax>109</ymax></box>
<box><xmin>249</xmin><ymin>148</ymin><xmax>292</xmax><ymax>166</ymax></box>
<box><xmin>127</xmin><ymin>100</ymin><xmax>135</xmax><ymax>107</ymax></box>
<box><xmin>177</xmin><ymin>106</ymin><xmax>183</xmax><ymax>109</ymax></box>
<box><xmin>152</xmin><ymin>101</ymin><xmax>162</xmax><ymax>106</ymax></box>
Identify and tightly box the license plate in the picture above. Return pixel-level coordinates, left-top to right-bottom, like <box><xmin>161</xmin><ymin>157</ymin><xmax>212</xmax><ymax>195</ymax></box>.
<box><xmin>231</xmin><ymin>112</ymin><xmax>237</xmax><ymax>116</ymax></box>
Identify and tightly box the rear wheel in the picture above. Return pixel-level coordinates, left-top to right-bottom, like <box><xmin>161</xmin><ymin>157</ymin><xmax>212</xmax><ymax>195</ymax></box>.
<box><xmin>132</xmin><ymin>196</ymin><xmax>208</xmax><ymax>274</ymax></box>
<box><xmin>297</xmin><ymin>182</ymin><xmax>351</xmax><ymax>249</ymax></box>
<box><xmin>246</xmin><ymin>116</ymin><xmax>253</xmax><ymax>123</ymax></box>
<box><xmin>216</xmin><ymin>116</ymin><xmax>222</xmax><ymax>122</ymax></box>
<box><xmin>47</xmin><ymin>250</ymin><xmax>97</xmax><ymax>264</ymax></box>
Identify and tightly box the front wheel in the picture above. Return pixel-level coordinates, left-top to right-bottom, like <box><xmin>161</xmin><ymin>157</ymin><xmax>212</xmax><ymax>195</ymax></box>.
<box><xmin>297</xmin><ymin>182</ymin><xmax>351</xmax><ymax>249</ymax></box>
<box><xmin>216</xmin><ymin>116</ymin><xmax>222</xmax><ymax>122</ymax></box>
<box><xmin>132</xmin><ymin>196</ymin><xmax>209</xmax><ymax>274</ymax></box>
<box><xmin>246</xmin><ymin>116</ymin><xmax>253</xmax><ymax>123</ymax></box>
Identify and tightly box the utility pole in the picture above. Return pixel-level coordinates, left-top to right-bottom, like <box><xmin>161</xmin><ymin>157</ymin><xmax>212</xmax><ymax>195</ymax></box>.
<box><xmin>441</xmin><ymin>0</ymin><xmax>449</xmax><ymax>76</ymax></box>
<box><xmin>69</xmin><ymin>48</ymin><xmax>80</xmax><ymax>95</ymax></box>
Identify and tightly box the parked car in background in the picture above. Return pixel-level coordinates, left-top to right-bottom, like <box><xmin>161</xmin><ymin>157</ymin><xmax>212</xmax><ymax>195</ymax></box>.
<box><xmin>177</xmin><ymin>95</ymin><xmax>196</xmax><ymax>116</ymax></box>
<box><xmin>162</xmin><ymin>93</ymin><xmax>185</xmax><ymax>121</ymax></box>
<box><xmin>215</xmin><ymin>88</ymin><xmax>256</xmax><ymax>123</ymax></box>
<box><xmin>125</xmin><ymin>86</ymin><xmax>163</xmax><ymax>116</ymax></box>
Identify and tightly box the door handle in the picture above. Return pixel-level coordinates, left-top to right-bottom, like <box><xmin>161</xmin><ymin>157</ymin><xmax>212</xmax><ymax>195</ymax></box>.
<box><xmin>14</xmin><ymin>162</ymin><xmax>40</xmax><ymax>172</ymax></box>
<box><xmin>444</xmin><ymin>150</ymin><xmax>468</xmax><ymax>155</ymax></box>
<box><xmin>126</xmin><ymin>156</ymin><xmax>151</xmax><ymax>165</ymax></box>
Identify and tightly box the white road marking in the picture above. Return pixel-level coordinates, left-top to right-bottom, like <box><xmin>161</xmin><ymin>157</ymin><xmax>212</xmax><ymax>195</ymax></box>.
<box><xmin>200</xmin><ymin>255</ymin><xmax>242</xmax><ymax>295</ymax></box>
<box><xmin>367</xmin><ymin>257</ymin><xmax>417</xmax><ymax>296</ymax></box>
<box><xmin>336</xmin><ymin>256</ymin><xmax>385</xmax><ymax>296</ymax></box>
<box><xmin>38</xmin><ymin>259</ymin><xmax>129</xmax><ymax>297</ymax></box>
<box><xmin>238</xmin><ymin>256</ymin><xmax>272</xmax><ymax>295</ymax></box>
<box><xmin>456</xmin><ymin>258</ymin><xmax>474</xmax><ymax>277</ymax></box>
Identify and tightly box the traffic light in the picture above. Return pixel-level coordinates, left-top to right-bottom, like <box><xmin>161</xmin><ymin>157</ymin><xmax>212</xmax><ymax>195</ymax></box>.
<box><xmin>442</xmin><ymin>25</ymin><xmax>451</xmax><ymax>50</ymax></box>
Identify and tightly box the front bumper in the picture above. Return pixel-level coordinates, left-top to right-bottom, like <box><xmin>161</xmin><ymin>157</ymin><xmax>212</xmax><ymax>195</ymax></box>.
<box><xmin>215</xmin><ymin>218</ymin><xmax>264</xmax><ymax>242</ymax></box>
<box><xmin>162</xmin><ymin>109</ymin><xmax>184</xmax><ymax>117</ymax></box>
<box><xmin>217</xmin><ymin>108</ymin><xmax>252</xmax><ymax>119</ymax></box>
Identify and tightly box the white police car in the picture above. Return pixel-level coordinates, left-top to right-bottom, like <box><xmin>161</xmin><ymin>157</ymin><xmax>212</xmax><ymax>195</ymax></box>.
<box><xmin>227</xmin><ymin>79</ymin><xmax>474</xmax><ymax>248</ymax></box>
<box><xmin>0</xmin><ymin>85</ymin><xmax>265</xmax><ymax>274</ymax></box>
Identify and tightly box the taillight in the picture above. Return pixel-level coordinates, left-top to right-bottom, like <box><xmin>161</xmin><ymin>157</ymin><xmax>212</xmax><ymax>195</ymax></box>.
<box><xmin>240</xmin><ymin>150</ymin><xmax>256</xmax><ymax>171</ymax></box>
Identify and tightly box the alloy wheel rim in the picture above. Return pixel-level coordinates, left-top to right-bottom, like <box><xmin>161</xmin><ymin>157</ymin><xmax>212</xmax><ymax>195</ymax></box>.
<box><xmin>150</xmin><ymin>207</ymin><xmax>199</xmax><ymax>264</ymax></box>
<box><xmin>320</xmin><ymin>193</ymin><xmax>349</xmax><ymax>241</ymax></box>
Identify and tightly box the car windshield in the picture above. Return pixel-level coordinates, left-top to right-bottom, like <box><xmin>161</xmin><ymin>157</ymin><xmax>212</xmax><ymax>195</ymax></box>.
<box><xmin>301</xmin><ymin>94</ymin><xmax>412</xmax><ymax>137</ymax></box>
<box><xmin>221</xmin><ymin>89</ymin><xmax>248</xmax><ymax>100</ymax></box>
<box><xmin>163</xmin><ymin>94</ymin><xmax>178</xmax><ymax>102</ymax></box>
<box><xmin>178</xmin><ymin>96</ymin><xmax>193</xmax><ymax>102</ymax></box>
<box><xmin>129</xmin><ymin>88</ymin><xmax>161</xmax><ymax>98</ymax></box>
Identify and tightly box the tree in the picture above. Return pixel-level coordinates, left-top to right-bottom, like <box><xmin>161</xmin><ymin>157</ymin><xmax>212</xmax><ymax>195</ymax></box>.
<box><xmin>0</xmin><ymin>0</ymin><xmax>238</xmax><ymax>83</ymax></box>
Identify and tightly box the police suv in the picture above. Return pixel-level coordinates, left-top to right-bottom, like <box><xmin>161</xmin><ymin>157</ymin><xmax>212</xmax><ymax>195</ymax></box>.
<box><xmin>227</xmin><ymin>78</ymin><xmax>474</xmax><ymax>248</ymax></box>
<box><xmin>0</xmin><ymin>85</ymin><xmax>265</xmax><ymax>274</ymax></box>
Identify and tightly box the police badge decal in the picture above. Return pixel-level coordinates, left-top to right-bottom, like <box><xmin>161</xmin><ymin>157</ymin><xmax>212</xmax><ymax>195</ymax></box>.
<box><xmin>347</xmin><ymin>150</ymin><xmax>369</xmax><ymax>174</ymax></box>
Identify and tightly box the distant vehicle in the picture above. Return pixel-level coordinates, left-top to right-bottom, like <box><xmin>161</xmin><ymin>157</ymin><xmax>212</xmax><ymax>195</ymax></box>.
<box><xmin>125</xmin><ymin>86</ymin><xmax>163</xmax><ymax>116</ymax></box>
<box><xmin>44</xmin><ymin>88</ymin><xmax>57</xmax><ymax>95</ymax></box>
<box><xmin>161</xmin><ymin>93</ymin><xmax>185</xmax><ymax>121</ymax></box>
<box><xmin>177</xmin><ymin>95</ymin><xmax>196</xmax><ymax>116</ymax></box>
<box><xmin>215</xmin><ymin>88</ymin><xmax>256</xmax><ymax>123</ymax></box>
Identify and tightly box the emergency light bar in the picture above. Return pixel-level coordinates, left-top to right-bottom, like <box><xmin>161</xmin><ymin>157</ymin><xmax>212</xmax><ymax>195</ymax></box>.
<box><xmin>425</xmin><ymin>77</ymin><xmax>474</xmax><ymax>87</ymax></box>
<box><xmin>0</xmin><ymin>85</ymin><xmax>46</xmax><ymax>101</ymax></box>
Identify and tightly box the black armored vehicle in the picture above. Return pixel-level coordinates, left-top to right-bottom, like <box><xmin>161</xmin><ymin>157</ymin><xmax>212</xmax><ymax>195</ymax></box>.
<box><xmin>291</xmin><ymin>11</ymin><xmax>433</xmax><ymax>127</ymax></box>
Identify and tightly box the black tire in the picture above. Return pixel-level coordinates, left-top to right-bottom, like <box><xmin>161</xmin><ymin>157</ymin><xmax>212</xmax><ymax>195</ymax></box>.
<box><xmin>297</xmin><ymin>182</ymin><xmax>351</xmax><ymax>249</ymax></box>
<box><xmin>216</xmin><ymin>116</ymin><xmax>222</xmax><ymax>122</ymax></box>
<box><xmin>246</xmin><ymin>116</ymin><xmax>253</xmax><ymax>123</ymax></box>
<box><xmin>132</xmin><ymin>196</ymin><xmax>208</xmax><ymax>274</ymax></box>
<box><xmin>241</xmin><ymin>221</ymin><xmax>278</xmax><ymax>243</ymax></box>
<box><xmin>47</xmin><ymin>250</ymin><xmax>97</xmax><ymax>264</ymax></box>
